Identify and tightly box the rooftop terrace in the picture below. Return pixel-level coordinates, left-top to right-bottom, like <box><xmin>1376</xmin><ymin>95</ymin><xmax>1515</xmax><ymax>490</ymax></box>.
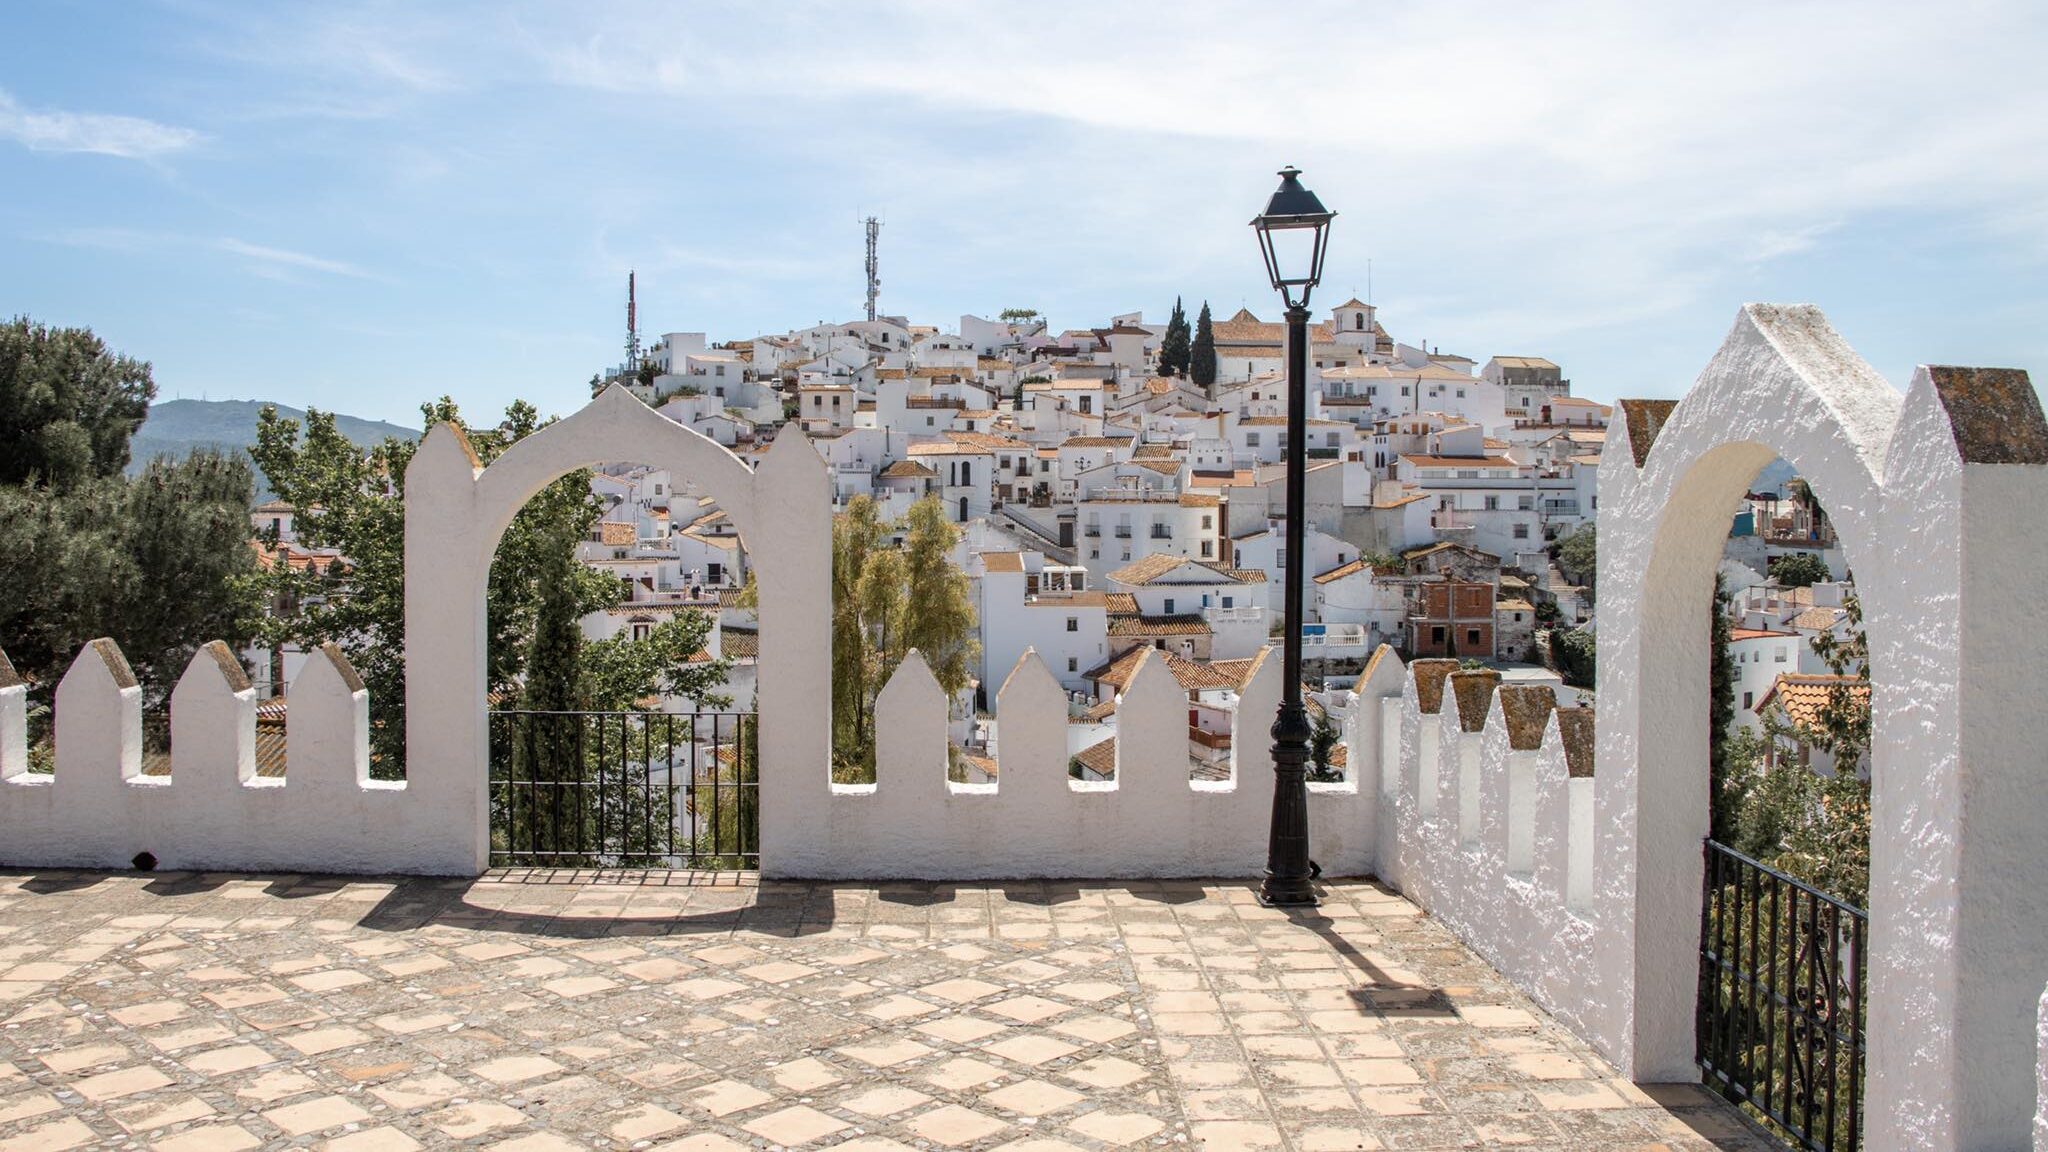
<box><xmin>0</xmin><ymin>870</ymin><xmax>1761</xmax><ymax>1151</ymax></box>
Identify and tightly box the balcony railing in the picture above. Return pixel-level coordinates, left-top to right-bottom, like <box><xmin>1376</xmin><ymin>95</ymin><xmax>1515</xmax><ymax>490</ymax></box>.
<box><xmin>1697</xmin><ymin>840</ymin><xmax>1866</xmax><ymax>1152</ymax></box>
<box><xmin>488</xmin><ymin>710</ymin><xmax>757</xmax><ymax>870</ymax></box>
<box><xmin>1204</xmin><ymin>605</ymin><xmax>1263</xmax><ymax>623</ymax></box>
<box><xmin>1150</xmin><ymin>526</ymin><xmax>1172</xmax><ymax>540</ymax></box>
<box><xmin>1113</xmin><ymin>526</ymin><xmax>1132</xmax><ymax>538</ymax></box>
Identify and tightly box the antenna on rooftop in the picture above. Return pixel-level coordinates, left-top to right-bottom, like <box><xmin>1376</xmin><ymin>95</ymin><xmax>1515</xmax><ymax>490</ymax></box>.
<box><xmin>862</xmin><ymin>216</ymin><xmax>883</xmax><ymax>322</ymax></box>
<box><xmin>625</xmin><ymin>271</ymin><xmax>642</xmax><ymax>377</ymax></box>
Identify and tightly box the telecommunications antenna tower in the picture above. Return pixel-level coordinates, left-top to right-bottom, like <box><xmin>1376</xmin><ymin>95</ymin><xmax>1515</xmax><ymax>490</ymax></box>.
<box><xmin>625</xmin><ymin>270</ymin><xmax>642</xmax><ymax>376</ymax></box>
<box><xmin>862</xmin><ymin>216</ymin><xmax>882</xmax><ymax>322</ymax></box>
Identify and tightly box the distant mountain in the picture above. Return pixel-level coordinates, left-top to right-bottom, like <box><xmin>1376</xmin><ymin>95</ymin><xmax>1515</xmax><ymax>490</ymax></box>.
<box><xmin>128</xmin><ymin>399</ymin><xmax>419</xmax><ymax>502</ymax></box>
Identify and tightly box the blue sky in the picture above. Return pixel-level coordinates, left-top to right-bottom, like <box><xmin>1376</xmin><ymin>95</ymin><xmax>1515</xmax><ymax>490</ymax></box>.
<box><xmin>4</xmin><ymin>1</ymin><xmax>2046</xmax><ymax>427</ymax></box>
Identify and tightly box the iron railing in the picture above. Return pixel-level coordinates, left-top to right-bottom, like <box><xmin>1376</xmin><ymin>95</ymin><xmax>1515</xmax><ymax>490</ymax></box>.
<box><xmin>1697</xmin><ymin>839</ymin><xmax>1866</xmax><ymax>1151</ymax></box>
<box><xmin>488</xmin><ymin>710</ymin><xmax>757</xmax><ymax>869</ymax></box>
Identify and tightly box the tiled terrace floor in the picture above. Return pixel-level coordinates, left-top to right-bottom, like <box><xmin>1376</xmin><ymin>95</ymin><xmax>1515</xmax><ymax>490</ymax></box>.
<box><xmin>0</xmin><ymin>871</ymin><xmax>1770</xmax><ymax>1152</ymax></box>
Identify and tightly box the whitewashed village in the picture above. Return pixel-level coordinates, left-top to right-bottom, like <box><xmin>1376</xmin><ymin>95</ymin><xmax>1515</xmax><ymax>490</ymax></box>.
<box><xmin>300</xmin><ymin>275</ymin><xmax>1842</xmax><ymax>787</ymax></box>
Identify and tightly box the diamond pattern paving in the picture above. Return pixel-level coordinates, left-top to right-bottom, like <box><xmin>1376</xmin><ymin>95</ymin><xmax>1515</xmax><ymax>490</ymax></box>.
<box><xmin>0</xmin><ymin>870</ymin><xmax>1774</xmax><ymax>1150</ymax></box>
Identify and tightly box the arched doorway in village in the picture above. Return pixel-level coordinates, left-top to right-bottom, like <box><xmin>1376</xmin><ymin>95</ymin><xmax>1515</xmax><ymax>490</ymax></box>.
<box><xmin>399</xmin><ymin>386</ymin><xmax>831</xmax><ymax>876</ymax></box>
<box><xmin>1597</xmin><ymin>306</ymin><xmax>2048</xmax><ymax>1149</ymax></box>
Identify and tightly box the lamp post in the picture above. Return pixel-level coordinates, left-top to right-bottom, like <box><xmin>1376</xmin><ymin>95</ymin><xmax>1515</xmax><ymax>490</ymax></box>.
<box><xmin>1251</xmin><ymin>166</ymin><xmax>1334</xmax><ymax>908</ymax></box>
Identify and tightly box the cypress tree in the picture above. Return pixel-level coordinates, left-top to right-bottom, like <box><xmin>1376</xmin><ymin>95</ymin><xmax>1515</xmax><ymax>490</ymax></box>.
<box><xmin>1707</xmin><ymin>573</ymin><xmax>1737</xmax><ymax>840</ymax></box>
<box><xmin>1190</xmin><ymin>302</ymin><xmax>1218</xmax><ymax>391</ymax></box>
<box><xmin>1159</xmin><ymin>297</ymin><xmax>1190</xmax><ymax>377</ymax></box>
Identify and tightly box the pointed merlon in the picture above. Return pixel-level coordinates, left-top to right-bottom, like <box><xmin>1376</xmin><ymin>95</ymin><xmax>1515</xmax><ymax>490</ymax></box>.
<box><xmin>1497</xmin><ymin>685</ymin><xmax>1557</xmax><ymax>751</ymax></box>
<box><xmin>198</xmin><ymin>641</ymin><xmax>252</xmax><ymax>693</ymax></box>
<box><xmin>1448</xmin><ymin>669</ymin><xmax>1501</xmax><ymax>733</ymax></box>
<box><xmin>1555</xmin><ymin>707</ymin><xmax>1596</xmax><ymax>778</ymax></box>
<box><xmin>0</xmin><ymin>649</ymin><xmax>19</xmax><ymax>691</ymax></box>
<box><xmin>1410</xmin><ymin>659</ymin><xmax>1459</xmax><ymax>714</ymax></box>
<box><xmin>1614</xmin><ymin>399</ymin><xmax>1678</xmax><ymax>468</ymax></box>
<box><xmin>1925</xmin><ymin>367</ymin><xmax>2048</xmax><ymax>464</ymax></box>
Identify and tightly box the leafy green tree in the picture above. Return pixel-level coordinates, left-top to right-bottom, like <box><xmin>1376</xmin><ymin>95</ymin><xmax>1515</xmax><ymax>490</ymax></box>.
<box><xmin>1556</xmin><ymin>524</ymin><xmax>1596</xmax><ymax>592</ymax></box>
<box><xmin>1553</xmin><ymin>627</ymin><xmax>1595</xmax><ymax>688</ymax></box>
<box><xmin>0</xmin><ymin>319</ymin><xmax>260</xmax><ymax>709</ymax></box>
<box><xmin>1159</xmin><ymin>298</ymin><xmax>1190</xmax><ymax>377</ymax></box>
<box><xmin>0</xmin><ymin>452</ymin><xmax>261</xmax><ymax>703</ymax></box>
<box><xmin>1189</xmin><ymin>302</ymin><xmax>1217</xmax><ymax>390</ymax></box>
<box><xmin>999</xmin><ymin>308</ymin><xmax>1040</xmax><ymax>323</ymax></box>
<box><xmin>250</xmin><ymin>398</ymin><xmax>617</xmax><ymax>775</ymax></box>
<box><xmin>1769</xmin><ymin>551</ymin><xmax>1829</xmax><ymax>589</ymax></box>
<box><xmin>0</xmin><ymin>317</ymin><xmax>155</xmax><ymax>489</ymax></box>
<box><xmin>828</xmin><ymin>494</ymin><xmax>979</xmax><ymax>781</ymax></box>
<box><xmin>900</xmin><ymin>496</ymin><xmax>978</xmax><ymax>698</ymax></box>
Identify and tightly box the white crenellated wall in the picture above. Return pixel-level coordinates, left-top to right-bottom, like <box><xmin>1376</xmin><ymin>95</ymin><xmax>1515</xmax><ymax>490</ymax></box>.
<box><xmin>0</xmin><ymin>639</ymin><xmax>455</xmax><ymax>874</ymax></box>
<box><xmin>768</xmin><ymin>644</ymin><xmax>1384</xmax><ymax>879</ymax></box>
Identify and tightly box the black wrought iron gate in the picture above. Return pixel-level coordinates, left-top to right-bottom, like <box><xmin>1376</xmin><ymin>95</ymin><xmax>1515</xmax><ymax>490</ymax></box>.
<box><xmin>488</xmin><ymin>710</ymin><xmax>758</xmax><ymax>869</ymax></box>
<box><xmin>1697</xmin><ymin>839</ymin><xmax>1866</xmax><ymax>1150</ymax></box>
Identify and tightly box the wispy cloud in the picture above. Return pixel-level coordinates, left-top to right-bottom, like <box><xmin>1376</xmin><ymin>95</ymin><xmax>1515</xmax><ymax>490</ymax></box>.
<box><xmin>33</xmin><ymin>228</ymin><xmax>374</xmax><ymax>281</ymax></box>
<box><xmin>0</xmin><ymin>89</ymin><xmax>198</xmax><ymax>158</ymax></box>
<box><xmin>217</xmin><ymin>238</ymin><xmax>371</xmax><ymax>278</ymax></box>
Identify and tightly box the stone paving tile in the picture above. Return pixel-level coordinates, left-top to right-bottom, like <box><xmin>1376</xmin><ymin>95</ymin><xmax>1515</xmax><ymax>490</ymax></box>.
<box><xmin>0</xmin><ymin>869</ymin><xmax>1774</xmax><ymax>1150</ymax></box>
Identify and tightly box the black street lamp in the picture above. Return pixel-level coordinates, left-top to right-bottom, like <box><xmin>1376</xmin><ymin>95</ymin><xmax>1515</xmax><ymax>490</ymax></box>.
<box><xmin>1250</xmin><ymin>165</ymin><xmax>1334</xmax><ymax>908</ymax></box>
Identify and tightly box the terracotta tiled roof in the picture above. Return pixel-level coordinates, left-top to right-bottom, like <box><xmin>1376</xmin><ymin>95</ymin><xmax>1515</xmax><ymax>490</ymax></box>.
<box><xmin>881</xmin><ymin>459</ymin><xmax>937</xmax><ymax>478</ymax></box>
<box><xmin>1787</xmin><ymin>606</ymin><xmax>1845</xmax><ymax>631</ymax></box>
<box><xmin>980</xmin><ymin>552</ymin><xmax>1025</xmax><ymax>573</ymax></box>
<box><xmin>1314</xmin><ymin>559</ymin><xmax>1370</xmax><ymax>584</ymax></box>
<box><xmin>1107</xmin><ymin>554</ymin><xmax>1264</xmax><ymax>587</ymax></box>
<box><xmin>1073</xmin><ymin>736</ymin><xmax>1117</xmax><ymax>776</ymax></box>
<box><xmin>1061</xmin><ymin>436</ymin><xmax>1135</xmax><ymax>448</ymax></box>
<box><xmin>1107</xmin><ymin>614</ymin><xmax>1210</xmax><ymax>637</ymax></box>
<box><xmin>1757</xmin><ymin>674</ymin><xmax>1869</xmax><ymax>731</ymax></box>
<box><xmin>1083</xmin><ymin>648</ymin><xmax>1242</xmax><ymax>693</ymax></box>
<box><xmin>1105</xmin><ymin>593</ymin><xmax>1138</xmax><ymax>614</ymax></box>
<box><xmin>1730</xmin><ymin>627</ymin><xmax>1796</xmax><ymax>641</ymax></box>
<box><xmin>1134</xmin><ymin>444</ymin><xmax>1176</xmax><ymax>459</ymax></box>
<box><xmin>720</xmin><ymin>628</ymin><xmax>758</xmax><ymax>660</ymax></box>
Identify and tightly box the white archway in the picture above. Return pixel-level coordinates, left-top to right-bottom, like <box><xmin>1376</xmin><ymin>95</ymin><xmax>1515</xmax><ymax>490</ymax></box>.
<box><xmin>1595</xmin><ymin>305</ymin><xmax>2048</xmax><ymax>1148</ymax></box>
<box><xmin>400</xmin><ymin>386</ymin><xmax>831</xmax><ymax>877</ymax></box>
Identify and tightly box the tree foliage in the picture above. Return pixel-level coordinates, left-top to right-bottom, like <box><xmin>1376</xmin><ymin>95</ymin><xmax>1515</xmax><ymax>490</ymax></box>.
<box><xmin>1189</xmin><ymin>302</ymin><xmax>1217</xmax><ymax>390</ymax></box>
<box><xmin>829</xmin><ymin>494</ymin><xmax>980</xmax><ymax>782</ymax></box>
<box><xmin>0</xmin><ymin>317</ymin><xmax>155</xmax><ymax>489</ymax></box>
<box><xmin>1158</xmin><ymin>297</ymin><xmax>1190</xmax><ymax>378</ymax></box>
<box><xmin>0</xmin><ymin>452</ymin><xmax>262</xmax><ymax>703</ymax></box>
<box><xmin>0</xmin><ymin>319</ymin><xmax>260</xmax><ymax>707</ymax></box>
<box><xmin>1556</xmin><ymin>523</ymin><xmax>1596</xmax><ymax>592</ymax></box>
<box><xmin>999</xmin><ymin>308</ymin><xmax>1040</xmax><ymax>323</ymax></box>
<box><xmin>1769</xmin><ymin>551</ymin><xmax>1829</xmax><ymax>589</ymax></box>
<box><xmin>1552</xmin><ymin>627</ymin><xmax>1595</xmax><ymax>688</ymax></box>
<box><xmin>1714</xmin><ymin>593</ymin><xmax>1871</xmax><ymax>907</ymax></box>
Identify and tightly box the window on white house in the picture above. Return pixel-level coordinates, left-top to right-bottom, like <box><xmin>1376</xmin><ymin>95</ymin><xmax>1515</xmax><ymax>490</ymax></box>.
<box><xmin>1246</xmin><ymin>432</ymin><xmax>1261</xmax><ymax>447</ymax></box>
<box><xmin>1222</xmin><ymin>595</ymin><xmax>1234</xmax><ymax>608</ymax></box>
<box><xmin>1068</xmin><ymin>657</ymin><xmax>1078</xmax><ymax>672</ymax></box>
<box><xmin>1066</xmin><ymin>617</ymin><xmax>1078</xmax><ymax>632</ymax></box>
<box><xmin>1774</xmin><ymin>647</ymin><xmax>1788</xmax><ymax>662</ymax></box>
<box><xmin>1201</xmin><ymin>515</ymin><xmax>1213</xmax><ymax>529</ymax></box>
<box><xmin>1743</xmin><ymin>691</ymin><xmax>1754</xmax><ymax>710</ymax></box>
<box><xmin>1484</xmin><ymin>495</ymin><xmax>1499</xmax><ymax>510</ymax></box>
<box><xmin>1513</xmin><ymin>524</ymin><xmax>1529</xmax><ymax>539</ymax></box>
<box><xmin>1201</xmin><ymin>541</ymin><xmax>1213</xmax><ymax>557</ymax></box>
<box><xmin>1164</xmin><ymin>598</ymin><xmax>1176</xmax><ymax>614</ymax></box>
